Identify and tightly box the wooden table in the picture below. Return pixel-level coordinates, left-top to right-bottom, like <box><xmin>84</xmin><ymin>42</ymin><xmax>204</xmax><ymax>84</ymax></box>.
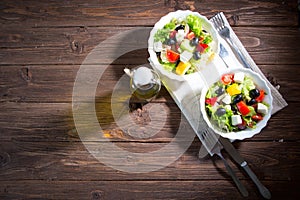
<box><xmin>1</xmin><ymin>1</ymin><xmax>299</xmax><ymax>199</ymax></box>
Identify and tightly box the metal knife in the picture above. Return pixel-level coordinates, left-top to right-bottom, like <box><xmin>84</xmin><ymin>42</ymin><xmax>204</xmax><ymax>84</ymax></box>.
<box><xmin>219</xmin><ymin>137</ymin><xmax>272</xmax><ymax>199</ymax></box>
<box><xmin>199</xmin><ymin>129</ymin><xmax>249</xmax><ymax>197</ymax></box>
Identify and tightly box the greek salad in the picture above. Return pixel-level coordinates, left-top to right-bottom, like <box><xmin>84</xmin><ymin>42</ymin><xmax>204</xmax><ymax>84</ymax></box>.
<box><xmin>205</xmin><ymin>71</ymin><xmax>270</xmax><ymax>132</ymax></box>
<box><xmin>153</xmin><ymin>14</ymin><xmax>216</xmax><ymax>75</ymax></box>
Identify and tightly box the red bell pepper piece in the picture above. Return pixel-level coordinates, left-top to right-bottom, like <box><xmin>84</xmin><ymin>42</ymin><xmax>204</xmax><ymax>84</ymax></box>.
<box><xmin>197</xmin><ymin>43</ymin><xmax>208</xmax><ymax>53</ymax></box>
<box><xmin>205</xmin><ymin>97</ymin><xmax>218</xmax><ymax>106</ymax></box>
<box><xmin>236</xmin><ymin>101</ymin><xmax>250</xmax><ymax>116</ymax></box>
<box><xmin>255</xmin><ymin>90</ymin><xmax>265</xmax><ymax>103</ymax></box>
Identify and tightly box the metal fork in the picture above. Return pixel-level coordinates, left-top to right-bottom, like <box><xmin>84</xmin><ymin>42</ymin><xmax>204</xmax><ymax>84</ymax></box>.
<box><xmin>211</xmin><ymin>13</ymin><xmax>252</xmax><ymax>70</ymax></box>
<box><xmin>199</xmin><ymin>129</ymin><xmax>249</xmax><ymax>197</ymax></box>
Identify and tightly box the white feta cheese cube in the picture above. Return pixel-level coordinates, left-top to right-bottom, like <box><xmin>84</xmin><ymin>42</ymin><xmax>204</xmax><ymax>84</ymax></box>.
<box><xmin>222</xmin><ymin>94</ymin><xmax>232</xmax><ymax>105</ymax></box>
<box><xmin>231</xmin><ymin>115</ymin><xmax>242</xmax><ymax>126</ymax></box>
<box><xmin>180</xmin><ymin>50</ymin><xmax>193</xmax><ymax>63</ymax></box>
<box><xmin>234</xmin><ymin>72</ymin><xmax>245</xmax><ymax>83</ymax></box>
<box><xmin>225</xmin><ymin>104</ymin><xmax>231</xmax><ymax>111</ymax></box>
<box><xmin>176</xmin><ymin>29</ymin><xmax>185</xmax><ymax>43</ymax></box>
<box><xmin>257</xmin><ymin>103</ymin><xmax>268</xmax><ymax>115</ymax></box>
<box><xmin>153</xmin><ymin>41</ymin><xmax>163</xmax><ymax>52</ymax></box>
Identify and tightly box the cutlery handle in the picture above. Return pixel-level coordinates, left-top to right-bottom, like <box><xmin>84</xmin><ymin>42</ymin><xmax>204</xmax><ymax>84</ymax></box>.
<box><xmin>226</xmin><ymin>38</ymin><xmax>253</xmax><ymax>70</ymax></box>
<box><xmin>241</xmin><ymin>161</ymin><xmax>271</xmax><ymax>199</ymax></box>
<box><xmin>218</xmin><ymin>153</ymin><xmax>249</xmax><ymax>197</ymax></box>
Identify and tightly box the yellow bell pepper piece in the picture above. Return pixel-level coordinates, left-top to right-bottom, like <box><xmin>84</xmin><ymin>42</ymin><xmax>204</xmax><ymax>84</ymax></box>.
<box><xmin>175</xmin><ymin>61</ymin><xmax>191</xmax><ymax>75</ymax></box>
<box><xmin>226</xmin><ymin>83</ymin><xmax>241</xmax><ymax>96</ymax></box>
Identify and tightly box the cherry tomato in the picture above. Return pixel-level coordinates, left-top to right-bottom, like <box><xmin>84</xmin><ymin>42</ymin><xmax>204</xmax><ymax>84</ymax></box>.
<box><xmin>166</xmin><ymin>49</ymin><xmax>180</xmax><ymax>63</ymax></box>
<box><xmin>221</xmin><ymin>74</ymin><xmax>234</xmax><ymax>85</ymax></box>
<box><xmin>205</xmin><ymin>97</ymin><xmax>218</xmax><ymax>106</ymax></box>
<box><xmin>236</xmin><ymin>101</ymin><xmax>250</xmax><ymax>116</ymax></box>
<box><xmin>252</xmin><ymin>114</ymin><xmax>263</xmax><ymax>121</ymax></box>
<box><xmin>255</xmin><ymin>90</ymin><xmax>265</xmax><ymax>103</ymax></box>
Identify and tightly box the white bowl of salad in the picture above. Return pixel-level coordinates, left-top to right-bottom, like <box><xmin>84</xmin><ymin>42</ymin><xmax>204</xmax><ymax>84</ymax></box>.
<box><xmin>200</xmin><ymin>68</ymin><xmax>273</xmax><ymax>140</ymax></box>
<box><xmin>148</xmin><ymin>10</ymin><xmax>220</xmax><ymax>81</ymax></box>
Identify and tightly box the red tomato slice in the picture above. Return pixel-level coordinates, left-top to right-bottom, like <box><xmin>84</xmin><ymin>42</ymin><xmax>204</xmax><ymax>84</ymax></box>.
<box><xmin>255</xmin><ymin>90</ymin><xmax>265</xmax><ymax>102</ymax></box>
<box><xmin>205</xmin><ymin>97</ymin><xmax>218</xmax><ymax>106</ymax></box>
<box><xmin>166</xmin><ymin>49</ymin><xmax>180</xmax><ymax>63</ymax></box>
<box><xmin>236</xmin><ymin>101</ymin><xmax>250</xmax><ymax>116</ymax></box>
<box><xmin>221</xmin><ymin>74</ymin><xmax>234</xmax><ymax>85</ymax></box>
<box><xmin>252</xmin><ymin>114</ymin><xmax>263</xmax><ymax>121</ymax></box>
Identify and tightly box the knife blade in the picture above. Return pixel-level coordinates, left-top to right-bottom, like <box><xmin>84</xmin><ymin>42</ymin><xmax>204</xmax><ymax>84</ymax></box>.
<box><xmin>219</xmin><ymin>137</ymin><xmax>272</xmax><ymax>199</ymax></box>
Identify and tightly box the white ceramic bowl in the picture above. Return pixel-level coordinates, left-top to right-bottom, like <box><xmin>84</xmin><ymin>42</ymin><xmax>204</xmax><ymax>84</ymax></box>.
<box><xmin>200</xmin><ymin>68</ymin><xmax>273</xmax><ymax>140</ymax></box>
<box><xmin>148</xmin><ymin>10</ymin><xmax>220</xmax><ymax>82</ymax></box>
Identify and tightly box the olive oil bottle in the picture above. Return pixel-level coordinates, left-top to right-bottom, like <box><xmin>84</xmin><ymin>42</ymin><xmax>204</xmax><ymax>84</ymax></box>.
<box><xmin>129</xmin><ymin>66</ymin><xmax>161</xmax><ymax>102</ymax></box>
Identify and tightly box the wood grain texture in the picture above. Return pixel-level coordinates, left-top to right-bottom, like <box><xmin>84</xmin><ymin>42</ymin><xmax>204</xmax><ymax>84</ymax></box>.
<box><xmin>0</xmin><ymin>0</ymin><xmax>299</xmax><ymax>199</ymax></box>
<box><xmin>0</xmin><ymin>0</ymin><xmax>297</xmax><ymax>27</ymax></box>
<box><xmin>0</xmin><ymin>101</ymin><xmax>299</xmax><ymax>142</ymax></box>
<box><xmin>0</xmin><ymin>64</ymin><xmax>298</xmax><ymax>103</ymax></box>
<box><xmin>0</xmin><ymin>140</ymin><xmax>299</xmax><ymax>181</ymax></box>
<box><xmin>2</xmin><ymin>180</ymin><xmax>298</xmax><ymax>200</ymax></box>
<box><xmin>0</xmin><ymin>27</ymin><xmax>299</xmax><ymax>65</ymax></box>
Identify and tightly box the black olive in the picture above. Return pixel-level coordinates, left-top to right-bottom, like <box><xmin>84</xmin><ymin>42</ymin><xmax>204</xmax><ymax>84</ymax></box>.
<box><xmin>215</xmin><ymin>107</ymin><xmax>226</xmax><ymax>116</ymax></box>
<box><xmin>175</xmin><ymin>59</ymin><xmax>180</xmax><ymax>66</ymax></box>
<box><xmin>190</xmin><ymin>37</ymin><xmax>199</xmax><ymax>46</ymax></box>
<box><xmin>249</xmin><ymin>89</ymin><xmax>260</xmax><ymax>98</ymax></box>
<box><xmin>202</xmin><ymin>29</ymin><xmax>207</xmax><ymax>33</ymax></box>
<box><xmin>215</xmin><ymin>87</ymin><xmax>225</xmax><ymax>96</ymax></box>
<box><xmin>175</xmin><ymin>25</ymin><xmax>185</xmax><ymax>31</ymax></box>
<box><xmin>166</xmin><ymin>38</ymin><xmax>176</xmax><ymax>45</ymax></box>
<box><xmin>232</xmin><ymin>94</ymin><xmax>243</xmax><ymax>104</ymax></box>
<box><xmin>193</xmin><ymin>51</ymin><xmax>201</xmax><ymax>60</ymax></box>
<box><xmin>231</xmin><ymin>104</ymin><xmax>238</xmax><ymax>114</ymax></box>
<box><xmin>238</xmin><ymin>123</ymin><xmax>247</xmax><ymax>130</ymax></box>
<box><xmin>247</xmin><ymin>98</ymin><xmax>257</xmax><ymax>105</ymax></box>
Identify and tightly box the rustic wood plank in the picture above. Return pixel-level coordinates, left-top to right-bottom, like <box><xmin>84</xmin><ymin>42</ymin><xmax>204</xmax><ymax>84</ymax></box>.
<box><xmin>0</xmin><ymin>27</ymin><xmax>299</xmax><ymax>65</ymax></box>
<box><xmin>0</xmin><ymin>179</ymin><xmax>298</xmax><ymax>200</ymax></box>
<box><xmin>0</xmin><ymin>64</ymin><xmax>172</xmax><ymax>103</ymax></box>
<box><xmin>0</xmin><ymin>64</ymin><xmax>298</xmax><ymax>103</ymax></box>
<box><xmin>0</xmin><ymin>140</ymin><xmax>299</xmax><ymax>181</ymax></box>
<box><xmin>0</xmin><ymin>0</ymin><xmax>297</xmax><ymax>27</ymax></box>
<box><xmin>0</xmin><ymin>100</ymin><xmax>299</xmax><ymax>141</ymax></box>
<box><xmin>1</xmin><ymin>1</ymin><xmax>299</xmax><ymax>200</ymax></box>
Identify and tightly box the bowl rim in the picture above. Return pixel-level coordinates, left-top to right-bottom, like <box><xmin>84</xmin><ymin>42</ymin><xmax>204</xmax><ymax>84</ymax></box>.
<box><xmin>200</xmin><ymin>68</ymin><xmax>273</xmax><ymax>140</ymax></box>
<box><xmin>148</xmin><ymin>10</ymin><xmax>220</xmax><ymax>82</ymax></box>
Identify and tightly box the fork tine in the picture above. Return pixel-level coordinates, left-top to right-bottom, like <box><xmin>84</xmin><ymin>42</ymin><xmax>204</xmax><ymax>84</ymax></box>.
<box><xmin>201</xmin><ymin>129</ymin><xmax>218</xmax><ymax>151</ymax></box>
<box><xmin>211</xmin><ymin>15</ymin><xmax>220</xmax><ymax>30</ymax></box>
<box><xmin>215</xmin><ymin>14</ymin><xmax>224</xmax><ymax>29</ymax></box>
<box><xmin>207</xmin><ymin>133</ymin><xmax>218</xmax><ymax>148</ymax></box>
<box><xmin>216</xmin><ymin>13</ymin><xmax>225</xmax><ymax>29</ymax></box>
<box><xmin>212</xmin><ymin>14</ymin><xmax>224</xmax><ymax>31</ymax></box>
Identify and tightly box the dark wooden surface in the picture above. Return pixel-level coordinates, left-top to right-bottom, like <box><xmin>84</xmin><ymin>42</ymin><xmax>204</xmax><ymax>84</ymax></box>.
<box><xmin>1</xmin><ymin>0</ymin><xmax>300</xmax><ymax>199</ymax></box>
